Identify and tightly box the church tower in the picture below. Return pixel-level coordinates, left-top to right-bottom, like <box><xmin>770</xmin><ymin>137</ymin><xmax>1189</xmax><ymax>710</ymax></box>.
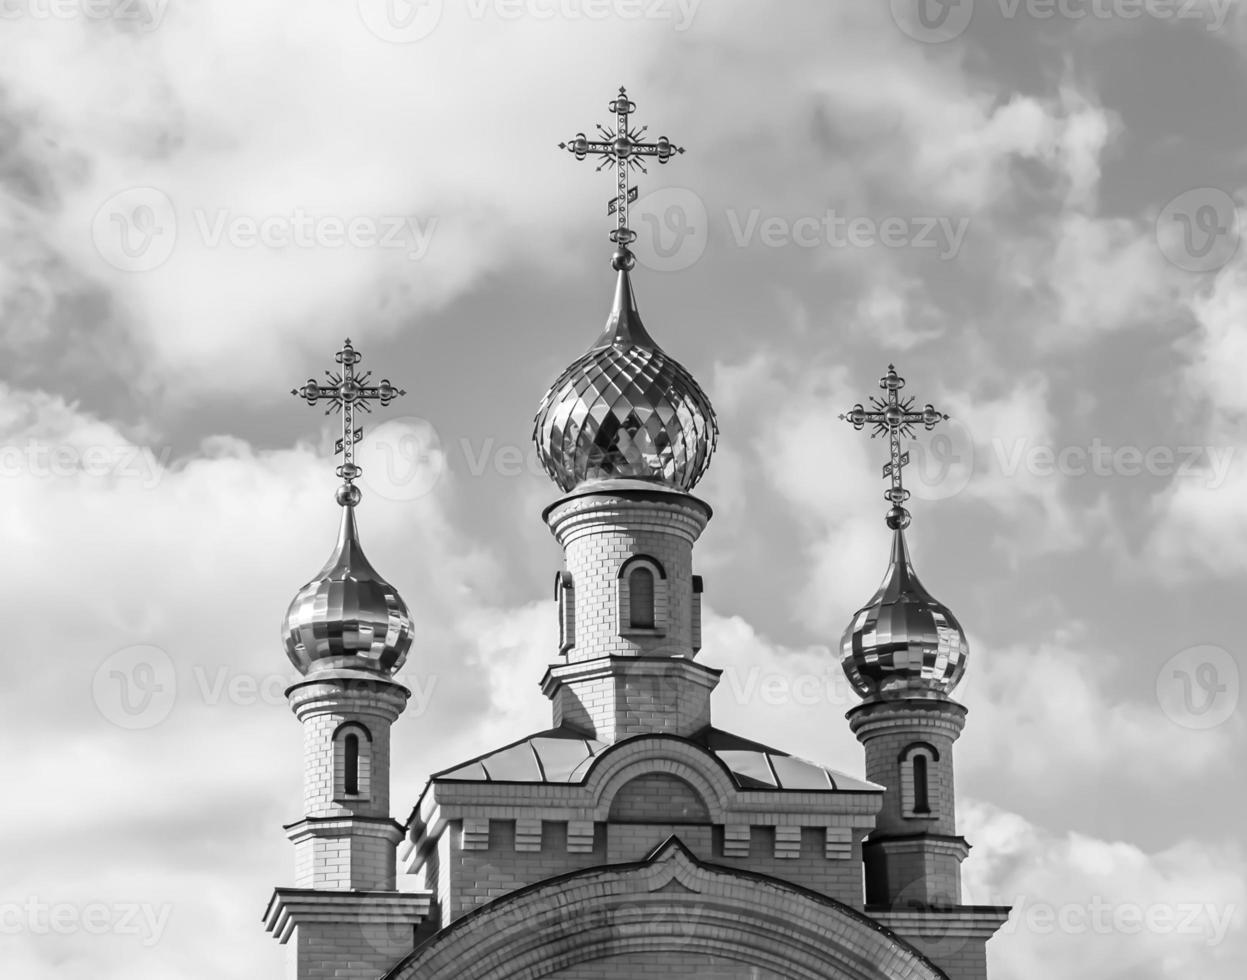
<box><xmin>263</xmin><ymin>88</ymin><xmax>1011</xmax><ymax>980</ymax></box>
<box><xmin>264</xmin><ymin>341</ymin><xmax>431</xmax><ymax>979</ymax></box>
<box><xmin>836</xmin><ymin>366</ymin><xmax>1005</xmax><ymax>976</ymax></box>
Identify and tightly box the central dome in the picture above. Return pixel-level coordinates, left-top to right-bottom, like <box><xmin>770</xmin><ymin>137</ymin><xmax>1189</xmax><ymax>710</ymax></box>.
<box><xmin>533</xmin><ymin>268</ymin><xmax>717</xmax><ymax>492</ymax></box>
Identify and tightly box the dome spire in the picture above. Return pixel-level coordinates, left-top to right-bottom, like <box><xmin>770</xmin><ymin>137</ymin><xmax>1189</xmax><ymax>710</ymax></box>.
<box><xmin>536</xmin><ymin>87</ymin><xmax>716</xmax><ymax>493</ymax></box>
<box><xmin>283</xmin><ymin>340</ymin><xmax>413</xmax><ymax>676</ymax></box>
<box><xmin>838</xmin><ymin>365</ymin><xmax>966</xmax><ymax>700</ymax></box>
<box><xmin>558</xmin><ymin>85</ymin><xmax>684</xmax><ymax>273</ymax></box>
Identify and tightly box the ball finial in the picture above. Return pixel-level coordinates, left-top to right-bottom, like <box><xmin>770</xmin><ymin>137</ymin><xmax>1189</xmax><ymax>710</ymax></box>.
<box><xmin>336</xmin><ymin>484</ymin><xmax>362</xmax><ymax>507</ymax></box>
<box><xmin>886</xmin><ymin>505</ymin><xmax>911</xmax><ymax>530</ymax></box>
<box><xmin>611</xmin><ymin>248</ymin><xmax>636</xmax><ymax>271</ymax></box>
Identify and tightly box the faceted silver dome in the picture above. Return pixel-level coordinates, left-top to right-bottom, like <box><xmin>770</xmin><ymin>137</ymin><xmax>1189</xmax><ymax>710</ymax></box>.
<box><xmin>283</xmin><ymin>505</ymin><xmax>412</xmax><ymax>675</ymax></box>
<box><xmin>841</xmin><ymin>529</ymin><xmax>968</xmax><ymax>699</ymax></box>
<box><xmin>533</xmin><ymin>268</ymin><xmax>717</xmax><ymax>493</ymax></box>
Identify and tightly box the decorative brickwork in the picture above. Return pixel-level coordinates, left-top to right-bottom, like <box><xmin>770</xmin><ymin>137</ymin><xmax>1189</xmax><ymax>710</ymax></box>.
<box><xmin>384</xmin><ymin>839</ymin><xmax>948</xmax><ymax>980</ymax></box>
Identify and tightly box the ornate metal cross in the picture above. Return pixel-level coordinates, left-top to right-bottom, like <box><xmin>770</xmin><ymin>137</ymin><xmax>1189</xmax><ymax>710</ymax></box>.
<box><xmin>840</xmin><ymin>365</ymin><xmax>948</xmax><ymax>529</ymax></box>
<box><xmin>559</xmin><ymin>86</ymin><xmax>684</xmax><ymax>268</ymax></box>
<box><xmin>292</xmin><ymin>338</ymin><xmax>405</xmax><ymax>505</ymax></box>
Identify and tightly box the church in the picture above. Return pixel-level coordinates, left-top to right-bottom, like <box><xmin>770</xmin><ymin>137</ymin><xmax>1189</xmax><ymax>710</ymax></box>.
<box><xmin>262</xmin><ymin>88</ymin><xmax>1011</xmax><ymax>980</ymax></box>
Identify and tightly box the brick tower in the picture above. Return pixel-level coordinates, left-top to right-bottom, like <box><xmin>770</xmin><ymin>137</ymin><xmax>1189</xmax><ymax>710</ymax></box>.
<box><xmin>264</xmin><ymin>342</ymin><xmax>429</xmax><ymax>979</ymax></box>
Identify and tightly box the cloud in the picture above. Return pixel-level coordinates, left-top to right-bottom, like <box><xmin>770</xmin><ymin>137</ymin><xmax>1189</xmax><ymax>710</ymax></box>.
<box><xmin>962</xmin><ymin>800</ymin><xmax>1246</xmax><ymax>980</ymax></box>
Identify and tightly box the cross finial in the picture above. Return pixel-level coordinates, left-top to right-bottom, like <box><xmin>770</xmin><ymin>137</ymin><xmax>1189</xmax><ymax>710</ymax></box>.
<box><xmin>839</xmin><ymin>364</ymin><xmax>949</xmax><ymax>529</ymax></box>
<box><xmin>559</xmin><ymin>85</ymin><xmax>685</xmax><ymax>271</ymax></box>
<box><xmin>291</xmin><ymin>338</ymin><xmax>406</xmax><ymax>506</ymax></box>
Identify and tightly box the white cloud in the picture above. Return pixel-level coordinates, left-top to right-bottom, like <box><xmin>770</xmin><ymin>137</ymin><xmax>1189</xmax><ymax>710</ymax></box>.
<box><xmin>962</xmin><ymin>800</ymin><xmax>1246</xmax><ymax>980</ymax></box>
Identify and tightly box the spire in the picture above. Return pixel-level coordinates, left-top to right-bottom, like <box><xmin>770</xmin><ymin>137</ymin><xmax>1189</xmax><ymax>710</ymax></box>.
<box><xmin>534</xmin><ymin>86</ymin><xmax>716</xmax><ymax>493</ymax></box>
<box><xmin>283</xmin><ymin>339</ymin><xmax>413</xmax><ymax>676</ymax></box>
<box><xmin>838</xmin><ymin>365</ymin><xmax>966</xmax><ymax>700</ymax></box>
<box><xmin>589</xmin><ymin>265</ymin><xmax>659</xmax><ymax>351</ymax></box>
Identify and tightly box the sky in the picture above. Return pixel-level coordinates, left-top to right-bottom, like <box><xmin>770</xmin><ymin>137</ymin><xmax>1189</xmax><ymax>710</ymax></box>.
<box><xmin>0</xmin><ymin>0</ymin><xmax>1244</xmax><ymax>977</ymax></box>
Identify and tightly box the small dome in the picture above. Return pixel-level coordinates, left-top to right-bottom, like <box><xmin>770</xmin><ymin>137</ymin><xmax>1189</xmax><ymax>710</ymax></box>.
<box><xmin>283</xmin><ymin>505</ymin><xmax>412</xmax><ymax>675</ymax></box>
<box><xmin>533</xmin><ymin>268</ymin><xmax>717</xmax><ymax>493</ymax></box>
<box><xmin>840</xmin><ymin>529</ymin><xmax>968</xmax><ymax>699</ymax></box>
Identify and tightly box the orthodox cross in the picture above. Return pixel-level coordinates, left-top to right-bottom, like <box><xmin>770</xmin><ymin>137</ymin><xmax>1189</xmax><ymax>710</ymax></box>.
<box><xmin>559</xmin><ymin>85</ymin><xmax>684</xmax><ymax>268</ymax></box>
<box><xmin>292</xmin><ymin>338</ymin><xmax>405</xmax><ymax>505</ymax></box>
<box><xmin>840</xmin><ymin>364</ymin><xmax>948</xmax><ymax>529</ymax></box>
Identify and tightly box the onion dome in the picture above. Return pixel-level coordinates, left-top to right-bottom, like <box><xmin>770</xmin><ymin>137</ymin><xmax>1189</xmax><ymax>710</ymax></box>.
<box><xmin>533</xmin><ymin>265</ymin><xmax>718</xmax><ymax>492</ymax></box>
<box><xmin>282</xmin><ymin>504</ymin><xmax>413</xmax><ymax>675</ymax></box>
<box><xmin>840</xmin><ymin>528</ymin><xmax>968</xmax><ymax>699</ymax></box>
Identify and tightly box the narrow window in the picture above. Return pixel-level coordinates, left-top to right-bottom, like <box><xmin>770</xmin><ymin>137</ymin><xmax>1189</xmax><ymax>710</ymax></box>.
<box><xmin>913</xmin><ymin>753</ymin><xmax>929</xmax><ymax>814</ymax></box>
<box><xmin>629</xmin><ymin>567</ymin><xmax>655</xmax><ymax>628</ymax></box>
<box><xmin>344</xmin><ymin>733</ymin><xmax>360</xmax><ymax>796</ymax></box>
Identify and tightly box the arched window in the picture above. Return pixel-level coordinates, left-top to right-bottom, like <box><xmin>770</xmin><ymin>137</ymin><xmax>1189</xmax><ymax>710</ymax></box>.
<box><xmin>912</xmin><ymin>753</ymin><xmax>929</xmax><ymax>814</ymax></box>
<box><xmin>333</xmin><ymin>722</ymin><xmax>372</xmax><ymax>802</ymax></box>
<box><xmin>344</xmin><ymin>733</ymin><xmax>360</xmax><ymax>796</ymax></box>
<box><xmin>617</xmin><ymin>556</ymin><xmax>667</xmax><ymax>636</ymax></box>
<box><xmin>898</xmin><ymin>741</ymin><xmax>938</xmax><ymax>819</ymax></box>
<box><xmin>629</xmin><ymin>567</ymin><xmax>655</xmax><ymax>629</ymax></box>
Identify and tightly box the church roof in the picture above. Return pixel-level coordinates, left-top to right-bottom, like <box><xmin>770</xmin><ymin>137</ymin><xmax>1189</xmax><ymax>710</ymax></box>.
<box><xmin>432</xmin><ymin>725</ymin><xmax>878</xmax><ymax>792</ymax></box>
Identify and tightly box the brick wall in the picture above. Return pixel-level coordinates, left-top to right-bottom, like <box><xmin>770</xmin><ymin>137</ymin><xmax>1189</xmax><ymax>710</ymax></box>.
<box><xmin>548</xmin><ymin>952</ymin><xmax>794</xmax><ymax>978</ymax></box>
<box><xmin>546</xmin><ymin>489</ymin><xmax>709</xmax><ymax>662</ymax></box>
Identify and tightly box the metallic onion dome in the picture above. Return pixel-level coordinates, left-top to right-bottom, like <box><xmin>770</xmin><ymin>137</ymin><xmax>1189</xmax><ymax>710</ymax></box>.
<box><xmin>532</xmin><ymin>266</ymin><xmax>718</xmax><ymax>492</ymax></box>
<box><xmin>840</xmin><ymin>528</ymin><xmax>968</xmax><ymax>700</ymax></box>
<box><xmin>283</xmin><ymin>504</ymin><xmax>413</xmax><ymax>676</ymax></box>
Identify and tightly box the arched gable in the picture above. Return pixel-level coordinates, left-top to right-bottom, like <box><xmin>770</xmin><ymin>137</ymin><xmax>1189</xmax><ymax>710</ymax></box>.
<box><xmin>573</xmin><ymin>734</ymin><xmax>739</xmax><ymax>822</ymax></box>
<box><xmin>383</xmin><ymin>836</ymin><xmax>948</xmax><ymax>980</ymax></box>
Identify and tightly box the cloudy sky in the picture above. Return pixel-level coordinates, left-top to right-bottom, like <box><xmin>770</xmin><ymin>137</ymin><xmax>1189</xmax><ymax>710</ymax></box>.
<box><xmin>1</xmin><ymin>0</ymin><xmax>1245</xmax><ymax>977</ymax></box>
